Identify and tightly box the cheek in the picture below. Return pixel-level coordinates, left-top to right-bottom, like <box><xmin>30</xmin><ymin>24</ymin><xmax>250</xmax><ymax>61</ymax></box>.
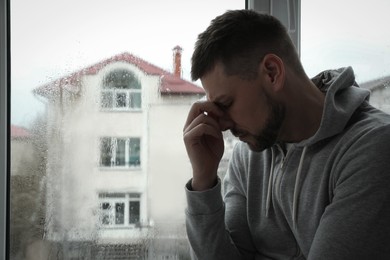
<box><xmin>230</xmin><ymin>103</ymin><xmax>263</xmax><ymax>130</ymax></box>
<box><xmin>229</xmin><ymin>85</ymin><xmax>270</xmax><ymax>129</ymax></box>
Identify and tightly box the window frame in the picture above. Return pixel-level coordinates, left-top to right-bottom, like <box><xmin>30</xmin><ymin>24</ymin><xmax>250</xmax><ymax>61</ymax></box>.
<box><xmin>98</xmin><ymin>193</ymin><xmax>141</xmax><ymax>229</ymax></box>
<box><xmin>246</xmin><ymin>0</ymin><xmax>301</xmax><ymax>56</ymax></box>
<box><xmin>100</xmin><ymin>69</ymin><xmax>142</xmax><ymax>112</ymax></box>
<box><xmin>1</xmin><ymin>0</ymin><xmax>9</xmax><ymax>259</ymax></box>
<box><xmin>101</xmin><ymin>88</ymin><xmax>142</xmax><ymax>111</ymax></box>
<box><xmin>99</xmin><ymin>137</ymin><xmax>141</xmax><ymax>169</ymax></box>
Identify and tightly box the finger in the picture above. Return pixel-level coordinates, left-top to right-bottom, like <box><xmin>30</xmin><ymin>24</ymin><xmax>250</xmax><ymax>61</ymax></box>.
<box><xmin>183</xmin><ymin>112</ymin><xmax>221</xmax><ymax>135</ymax></box>
<box><xmin>183</xmin><ymin>122</ymin><xmax>223</xmax><ymax>144</ymax></box>
<box><xmin>183</xmin><ymin>101</ymin><xmax>224</xmax><ymax>131</ymax></box>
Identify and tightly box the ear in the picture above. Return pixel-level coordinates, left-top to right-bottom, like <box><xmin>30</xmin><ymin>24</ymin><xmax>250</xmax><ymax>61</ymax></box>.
<box><xmin>260</xmin><ymin>54</ymin><xmax>285</xmax><ymax>92</ymax></box>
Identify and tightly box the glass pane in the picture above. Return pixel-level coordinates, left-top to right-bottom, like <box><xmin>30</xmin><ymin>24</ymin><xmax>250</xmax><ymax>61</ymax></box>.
<box><xmin>128</xmin><ymin>193</ymin><xmax>140</xmax><ymax>198</ymax></box>
<box><xmin>130</xmin><ymin>92</ymin><xmax>142</xmax><ymax>109</ymax></box>
<box><xmin>101</xmin><ymin>203</ymin><xmax>111</xmax><ymax>225</ymax></box>
<box><xmin>11</xmin><ymin>0</ymin><xmax>390</xmax><ymax>258</ymax></box>
<box><xmin>115</xmin><ymin>92</ymin><xmax>127</xmax><ymax>108</ymax></box>
<box><xmin>99</xmin><ymin>193</ymin><xmax>126</xmax><ymax>198</ymax></box>
<box><xmin>101</xmin><ymin>202</ymin><xmax>110</xmax><ymax>210</ymax></box>
<box><xmin>115</xmin><ymin>203</ymin><xmax>125</xmax><ymax>225</ymax></box>
<box><xmin>100</xmin><ymin>137</ymin><xmax>112</xmax><ymax>166</ymax></box>
<box><xmin>101</xmin><ymin>91</ymin><xmax>113</xmax><ymax>108</ymax></box>
<box><xmin>129</xmin><ymin>201</ymin><xmax>140</xmax><ymax>224</ymax></box>
<box><xmin>103</xmin><ymin>69</ymin><xmax>141</xmax><ymax>90</ymax></box>
<box><xmin>301</xmin><ymin>0</ymin><xmax>390</xmax><ymax>96</ymax></box>
<box><xmin>129</xmin><ymin>138</ymin><xmax>140</xmax><ymax>166</ymax></box>
<box><xmin>115</xmin><ymin>139</ymin><xmax>126</xmax><ymax>166</ymax></box>
<box><xmin>10</xmin><ymin>0</ymin><xmax>244</xmax><ymax>259</ymax></box>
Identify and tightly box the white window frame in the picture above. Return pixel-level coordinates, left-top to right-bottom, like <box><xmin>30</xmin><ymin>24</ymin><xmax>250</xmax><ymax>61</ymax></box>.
<box><xmin>99</xmin><ymin>137</ymin><xmax>141</xmax><ymax>169</ymax></box>
<box><xmin>98</xmin><ymin>193</ymin><xmax>141</xmax><ymax>228</ymax></box>
<box><xmin>100</xmin><ymin>69</ymin><xmax>142</xmax><ymax>112</ymax></box>
<box><xmin>101</xmin><ymin>88</ymin><xmax>142</xmax><ymax>111</ymax></box>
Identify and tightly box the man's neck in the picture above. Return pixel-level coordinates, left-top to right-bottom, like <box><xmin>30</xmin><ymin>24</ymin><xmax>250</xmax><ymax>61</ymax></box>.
<box><xmin>279</xmin><ymin>73</ymin><xmax>325</xmax><ymax>143</ymax></box>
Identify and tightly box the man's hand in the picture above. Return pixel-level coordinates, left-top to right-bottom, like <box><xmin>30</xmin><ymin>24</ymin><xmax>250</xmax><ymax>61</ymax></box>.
<box><xmin>183</xmin><ymin>101</ymin><xmax>226</xmax><ymax>191</ymax></box>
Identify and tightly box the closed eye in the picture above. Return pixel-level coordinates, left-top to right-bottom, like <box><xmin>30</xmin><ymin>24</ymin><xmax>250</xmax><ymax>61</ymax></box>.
<box><xmin>215</xmin><ymin>100</ymin><xmax>232</xmax><ymax>111</ymax></box>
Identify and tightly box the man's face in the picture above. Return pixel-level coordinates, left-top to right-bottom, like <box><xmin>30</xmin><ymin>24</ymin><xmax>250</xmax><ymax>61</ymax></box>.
<box><xmin>201</xmin><ymin>63</ymin><xmax>285</xmax><ymax>152</ymax></box>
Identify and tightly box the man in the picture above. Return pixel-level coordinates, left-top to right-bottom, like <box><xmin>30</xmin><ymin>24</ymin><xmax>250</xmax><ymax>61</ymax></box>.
<box><xmin>183</xmin><ymin>9</ymin><xmax>390</xmax><ymax>260</ymax></box>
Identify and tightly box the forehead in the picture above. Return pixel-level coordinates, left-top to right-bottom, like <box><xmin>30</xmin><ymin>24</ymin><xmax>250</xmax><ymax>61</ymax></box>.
<box><xmin>200</xmin><ymin>63</ymin><xmax>231</xmax><ymax>101</ymax></box>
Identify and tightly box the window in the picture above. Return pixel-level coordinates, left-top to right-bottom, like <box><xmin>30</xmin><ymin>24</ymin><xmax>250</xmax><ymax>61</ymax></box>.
<box><xmin>8</xmin><ymin>0</ymin><xmax>390</xmax><ymax>259</ymax></box>
<box><xmin>100</xmin><ymin>137</ymin><xmax>140</xmax><ymax>168</ymax></box>
<box><xmin>99</xmin><ymin>193</ymin><xmax>141</xmax><ymax>227</ymax></box>
<box><xmin>8</xmin><ymin>1</ymin><xmax>246</xmax><ymax>259</ymax></box>
<box><xmin>101</xmin><ymin>69</ymin><xmax>142</xmax><ymax>110</ymax></box>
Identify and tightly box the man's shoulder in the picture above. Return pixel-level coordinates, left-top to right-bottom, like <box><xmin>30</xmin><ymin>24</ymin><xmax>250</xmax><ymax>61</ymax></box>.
<box><xmin>338</xmin><ymin>104</ymin><xmax>390</xmax><ymax>159</ymax></box>
<box><xmin>347</xmin><ymin>103</ymin><xmax>390</xmax><ymax>135</ymax></box>
<box><xmin>322</xmin><ymin>103</ymin><xmax>390</xmax><ymax>164</ymax></box>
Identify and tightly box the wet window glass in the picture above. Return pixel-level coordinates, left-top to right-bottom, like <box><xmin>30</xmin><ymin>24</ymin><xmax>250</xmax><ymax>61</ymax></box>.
<box><xmin>301</xmin><ymin>0</ymin><xmax>390</xmax><ymax>114</ymax></box>
<box><xmin>10</xmin><ymin>0</ymin><xmax>389</xmax><ymax>259</ymax></box>
<box><xmin>10</xmin><ymin>0</ymin><xmax>244</xmax><ymax>259</ymax></box>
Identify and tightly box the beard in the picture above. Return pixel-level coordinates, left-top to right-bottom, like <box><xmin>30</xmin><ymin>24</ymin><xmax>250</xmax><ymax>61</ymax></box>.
<box><xmin>231</xmin><ymin>97</ymin><xmax>285</xmax><ymax>152</ymax></box>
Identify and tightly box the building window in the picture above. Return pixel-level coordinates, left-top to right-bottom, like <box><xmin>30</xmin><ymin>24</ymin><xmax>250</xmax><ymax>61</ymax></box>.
<box><xmin>101</xmin><ymin>69</ymin><xmax>142</xmax><ymax>110</ymax></box>
<box><xmin>99</xmin><ymin>193</ymin><xmax>141</xmax><ymax>227</ymax></box>
<box><xmin>100</xmin><ymin>137</ymin><xmax>141</xmax><ymax>168</ymax></box>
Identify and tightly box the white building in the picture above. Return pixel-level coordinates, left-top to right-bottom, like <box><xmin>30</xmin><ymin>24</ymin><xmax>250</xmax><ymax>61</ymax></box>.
<box><xmin>34</xmin><ymin>47</ymin><xmax>205</xmax><ymax>259</ymax></box>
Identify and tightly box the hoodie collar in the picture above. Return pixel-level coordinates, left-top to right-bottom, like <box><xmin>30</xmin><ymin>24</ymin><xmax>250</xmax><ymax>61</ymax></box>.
<box><xmin>296</xmin><ymin>67</ymin><xmax>370</xmax><ymax>147</ymax></box>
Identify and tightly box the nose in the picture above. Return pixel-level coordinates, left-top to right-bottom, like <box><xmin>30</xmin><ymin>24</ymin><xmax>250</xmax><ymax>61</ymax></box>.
<box><xmin>218</xmin><ymin>113</ymin><xmax>234</xmax><ymax>131</ymax></box>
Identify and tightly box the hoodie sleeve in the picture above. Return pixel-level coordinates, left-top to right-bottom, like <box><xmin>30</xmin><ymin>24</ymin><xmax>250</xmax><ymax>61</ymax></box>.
<box><xmin>307</xmin><ymin>124</ymin><xmax>390</xmax><ymax>260</ymax></box>
<box><xmin>185</xmin><ymin>145</ymin><xmax>256</xmax><ymax>260</ymax></box>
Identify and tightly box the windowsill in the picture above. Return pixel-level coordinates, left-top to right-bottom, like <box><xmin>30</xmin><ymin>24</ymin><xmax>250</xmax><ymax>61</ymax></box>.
<box><xmin>99</xmin><ymin>166</ymin><xmax>142</xmax><ymax>171</ymax></box>
<box><xmin>99</xmin><ymin>225</ymin><xmax>142</xmax><ymax>230</ymax></box>
<box><xmin>100</xmin><ymin>108</ymin><xmax>142</xmax><ymax>113</ymax></box>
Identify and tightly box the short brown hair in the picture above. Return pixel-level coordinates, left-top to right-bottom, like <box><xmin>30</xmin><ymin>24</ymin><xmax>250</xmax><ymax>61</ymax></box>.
<box><xmin>191</xmin><ymin>9</ymin><xmax>304</xmax><ymax>81</ymax></box>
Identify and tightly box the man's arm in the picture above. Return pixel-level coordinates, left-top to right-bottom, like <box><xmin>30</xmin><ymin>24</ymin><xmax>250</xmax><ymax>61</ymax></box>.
<box><xmin>308</xmin><ymin>125</ymin><xmax>390</xmax><ymax>259</ymax></box>
<box><xmin>185</xmin><ymin>179</ymin><xmax>256</xmax><ymax>260</ymax></box>
<box><xmin>185</xmin><ymin>161</ymin><xmax>257</xmax><ymax>259</ymax></box>
<box><xmin>183</xmin><ymin>101</ymin><xmax>256</xmax><ymax>259</ymax></box>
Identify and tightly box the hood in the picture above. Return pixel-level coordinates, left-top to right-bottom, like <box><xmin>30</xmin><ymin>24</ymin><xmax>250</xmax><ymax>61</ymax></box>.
<box><xmin>297</xmin><ymin>66</ymin><xmax>370</xmax><ymax>147</ymax></box>
<box><xmin>265</xmin><ymin>67</ymin><xmax>370</xmax><ymax>228</ymax></box>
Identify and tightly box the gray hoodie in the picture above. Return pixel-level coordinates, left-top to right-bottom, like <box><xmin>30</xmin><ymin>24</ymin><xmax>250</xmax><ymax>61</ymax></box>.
<box><xmin>185</xmin><ymin>67</ymin><xmax>390</xmax><ymax>260</ymax></box>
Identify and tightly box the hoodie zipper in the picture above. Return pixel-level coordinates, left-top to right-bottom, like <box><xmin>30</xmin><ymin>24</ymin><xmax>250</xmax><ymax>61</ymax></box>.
<box><xmin>275</xmin><ymin>145</ymin><xmax>303</xmax><ymax>259</ymax></box>
<box><xmin>274</xmin><ymin>145</ymin><xmax>293</xmax><ymax>201</ymax></box>
<box><xmin>278</xmin><ymin>145</ymin><xmax>293</xmax><ymax>170</ymax></box>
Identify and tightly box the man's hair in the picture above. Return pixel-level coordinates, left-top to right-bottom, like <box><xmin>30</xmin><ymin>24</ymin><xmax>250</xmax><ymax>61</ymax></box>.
<box><xmin>191</xmin><ymin>9</ymin><xmax>305</xmax><ymax>81</ymax></box>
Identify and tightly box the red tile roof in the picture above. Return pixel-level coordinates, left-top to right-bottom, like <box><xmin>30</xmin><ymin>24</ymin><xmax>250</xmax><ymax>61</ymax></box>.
<box><xmin>11</xmin><ymin>125</ymin><xmax>31</xmax><ymax>138</ymax></box>
<box><xmin>33</xmin><ymin>52</ymin><xmax>205</xmax><ymax>96</ymax></box>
